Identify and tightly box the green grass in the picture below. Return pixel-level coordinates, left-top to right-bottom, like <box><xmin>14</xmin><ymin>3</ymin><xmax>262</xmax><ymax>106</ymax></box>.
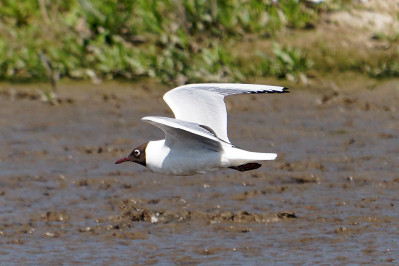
<box><xmin>0</xmin><ymin>0</ymin><xmax>360</xmax><ymax>85</ymax></box>
<box><xmin>246</xmin><ymin>43</ymin><xmax>312</xmax><ymax>83</ymax></box>
<box><xmin>366</xmin><ymin>46</ymin><xmax>399</xmax><ymax>78</ymax></box>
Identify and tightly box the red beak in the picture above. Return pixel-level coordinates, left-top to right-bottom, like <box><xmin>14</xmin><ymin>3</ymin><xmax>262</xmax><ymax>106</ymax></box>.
<box><xmin>115</xmin><ymin>156</ymin><xmax>131</xmax><ymax>164</ymax></box>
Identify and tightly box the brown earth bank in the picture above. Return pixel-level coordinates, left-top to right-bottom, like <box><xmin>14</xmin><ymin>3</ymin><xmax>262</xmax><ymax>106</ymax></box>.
<box><xmin>0</xmin><ymin>79</ymin><xmax>398</xmax><ymax>264</ymax></box>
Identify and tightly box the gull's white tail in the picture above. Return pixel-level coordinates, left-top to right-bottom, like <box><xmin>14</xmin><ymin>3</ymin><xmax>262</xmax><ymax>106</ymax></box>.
<box><xmin>223</xmin><ymin>146</ymin><xmax>277</xmax><ymax>166</ymax></box>
<box><xmin>244</xmin><ymin>151</ymin><xmax>277</xmax><ymax>161</ymax></box>
<box><xmin>224</xmin><ymin>148</ymin><xmax>277</xmax><ymax>172</ymax></box>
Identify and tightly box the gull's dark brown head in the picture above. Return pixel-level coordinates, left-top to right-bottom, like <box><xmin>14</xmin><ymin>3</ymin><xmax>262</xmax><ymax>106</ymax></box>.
<box><xmin>115</xmin><ymin>142</ymin><xmax>148</xmax><ymax>166</ymax></box>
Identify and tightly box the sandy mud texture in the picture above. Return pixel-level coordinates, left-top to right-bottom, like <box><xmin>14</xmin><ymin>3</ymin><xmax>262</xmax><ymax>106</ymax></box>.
<box><xmin>0</xmin><ymin>79</ymin><xmax>398</xmax><ymax>264</ymax></box>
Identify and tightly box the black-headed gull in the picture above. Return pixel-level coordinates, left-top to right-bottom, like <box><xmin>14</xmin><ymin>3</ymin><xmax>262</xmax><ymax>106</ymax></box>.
<box><xmin>115</xmin><ymin>83</ymin><xmax>288</xmax><ymax>175</ymax></box>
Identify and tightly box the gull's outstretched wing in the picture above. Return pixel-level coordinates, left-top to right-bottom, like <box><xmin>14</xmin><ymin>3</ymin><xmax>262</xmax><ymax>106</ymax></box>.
<box><xmin>163</xmin><ymin>83</ymin><xmax>288</xmax><ymax>143</ymax></box>
<box><xmin>142</xmin><ymin>116</ymin><xmax>228</xmax><ymax>151</ymax></box>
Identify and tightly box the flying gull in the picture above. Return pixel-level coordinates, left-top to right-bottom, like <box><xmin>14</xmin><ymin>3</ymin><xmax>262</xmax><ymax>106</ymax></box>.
<box><xmin>115</xmin><ymin>83</ymin><xmax>288</xmax><ymax>175</ymax></box>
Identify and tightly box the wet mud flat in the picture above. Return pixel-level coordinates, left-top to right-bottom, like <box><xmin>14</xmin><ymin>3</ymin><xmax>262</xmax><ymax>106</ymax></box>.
<box><xmin>0</xmin><ymin>80</ymin><xmax>398</xmax><ymax>264</ymax></box>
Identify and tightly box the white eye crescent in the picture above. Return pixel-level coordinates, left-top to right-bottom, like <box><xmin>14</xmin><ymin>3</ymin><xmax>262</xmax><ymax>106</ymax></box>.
<box><xmin>133</xmin><ymin>149</ymin><xmax>140</xmax><ymax>156</ymax></box>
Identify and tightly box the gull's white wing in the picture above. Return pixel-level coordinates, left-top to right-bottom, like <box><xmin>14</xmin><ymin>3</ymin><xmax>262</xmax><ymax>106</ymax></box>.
<box><xmin>142</xmin><ymin>116</ymin><xmax>228</xmax><ymax>151</ymax></box>
<box><xmin>163</xmin><ymin>83</ymin><xmax>288</xmax><ymax>143</ymax></box>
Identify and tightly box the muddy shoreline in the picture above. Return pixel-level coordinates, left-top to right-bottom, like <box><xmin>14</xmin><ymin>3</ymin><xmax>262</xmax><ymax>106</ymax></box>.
<box><xmin>0</xmin><ymin>80</ymin><xmax>398</xmax><ymax>264</ymax></box>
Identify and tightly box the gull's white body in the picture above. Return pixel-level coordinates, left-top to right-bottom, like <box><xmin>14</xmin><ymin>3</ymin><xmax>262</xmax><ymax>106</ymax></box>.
<box><xmin>117</xmin><ymin>83</ymin><xmax>287</xmax><ymax>175</ymax></box>
<box><xmin>145</xmin><ymin>140</ymin><xmax>224</xmax><ymax>175</ymax></box>
<box><xmin>146</xmin><ymin>140</ymin><xmax>277</xmax><ymax>175</ymax></box>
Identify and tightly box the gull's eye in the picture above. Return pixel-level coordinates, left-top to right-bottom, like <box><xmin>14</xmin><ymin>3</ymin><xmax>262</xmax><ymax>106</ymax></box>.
<box><xmin>133</xmin><ymin>149</ymin><xmax>140</xmax><ymax>157</ymax></box>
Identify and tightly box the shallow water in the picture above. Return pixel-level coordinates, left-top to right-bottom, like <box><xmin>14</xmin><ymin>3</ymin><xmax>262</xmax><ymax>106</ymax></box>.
<box><xmin>0</xmin><ymin>81</ymin><xmax>398</xmax><ymax>264</ymax></box>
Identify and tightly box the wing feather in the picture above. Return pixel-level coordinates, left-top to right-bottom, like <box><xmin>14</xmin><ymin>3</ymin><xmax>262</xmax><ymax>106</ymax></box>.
<box><xmin>163</xmin><ymin>83</ymin><xmax>288</xmax><ymax>143</ymax></box>
<box><xmin>142</xmin><ymin>116</ymin><xmax>226</xmax><ymax>151</ymax></box>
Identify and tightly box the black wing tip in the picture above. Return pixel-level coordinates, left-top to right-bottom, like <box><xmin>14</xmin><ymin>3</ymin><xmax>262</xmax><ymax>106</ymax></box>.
<box><xmin>263</xmin><ymin>87</ymin><xmax>290</xmax><ymax>94</ymax></box>
<box><xmin>246</xmin><ymin>87</ymin><xmax>290</xmax><ymax>94</ymax></box>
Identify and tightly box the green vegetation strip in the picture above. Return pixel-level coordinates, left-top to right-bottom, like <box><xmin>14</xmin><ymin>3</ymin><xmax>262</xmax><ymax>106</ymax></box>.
<box><xmin>0</xmin><ymin>0</ymin><xmax>397</xmax><ymax>84</ymax></box>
